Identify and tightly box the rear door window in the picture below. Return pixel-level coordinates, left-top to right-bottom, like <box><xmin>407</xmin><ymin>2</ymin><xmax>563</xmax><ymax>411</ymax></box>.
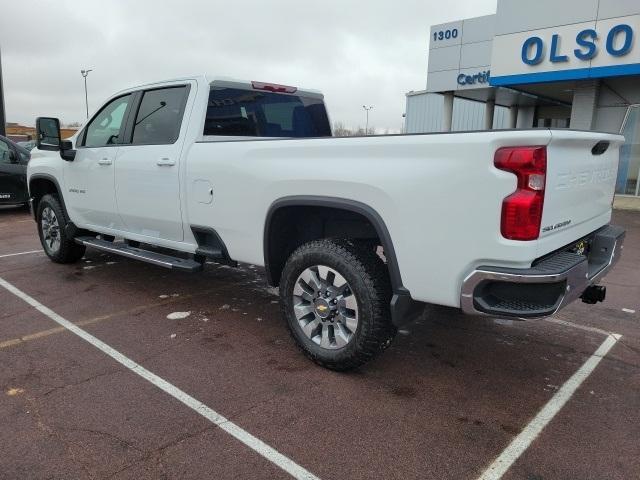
<box><xmin>131</xmin><ymin>86</ymin><xmax>189</xmax><ymax>145</ymax></box>
<box><xmin>204</xmin><ymin>88</ymin><xmax>331</xmax><ymax>138</ymax></box>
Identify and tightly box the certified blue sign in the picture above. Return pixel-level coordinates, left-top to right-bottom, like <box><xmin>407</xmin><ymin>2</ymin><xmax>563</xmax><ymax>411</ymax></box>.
<box><xmin>457</xmin><ymin>70</ymin><xmax>491</xmax><ymax>86</ymax></box>
<box><xmin>521</xmin><ymin>24</ymin><xmax>634</xmax><ymax>65</ymax></box>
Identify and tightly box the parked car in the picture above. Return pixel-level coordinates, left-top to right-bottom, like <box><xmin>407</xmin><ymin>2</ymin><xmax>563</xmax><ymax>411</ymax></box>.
<box><xmin>17</xmin><ymin>140</ymin><xmax>37</xmax><ymax>151</ymax></box>
<box><xmin>27</xmin><ymin>75</ymin><xmax>625</xmax><ymax>370</ymax></box>
<box><xmin>0</xmin><ymin>135</ymin><xmax>30</xmax><ymax>206</ymax></box>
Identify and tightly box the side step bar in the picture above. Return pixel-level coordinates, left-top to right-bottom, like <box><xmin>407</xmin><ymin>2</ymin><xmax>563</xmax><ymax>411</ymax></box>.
<box><xmin>75</xmin><ymin>236</ymin><xmax>203</xmax><ymax>272</ymax></box>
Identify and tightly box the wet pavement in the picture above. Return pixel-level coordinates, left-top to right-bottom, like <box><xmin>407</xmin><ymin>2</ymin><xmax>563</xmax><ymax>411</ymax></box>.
<box><xmin>1</xmin><ymin>205</ymin><xmax>638</xmax><ymax>480</ymax></box>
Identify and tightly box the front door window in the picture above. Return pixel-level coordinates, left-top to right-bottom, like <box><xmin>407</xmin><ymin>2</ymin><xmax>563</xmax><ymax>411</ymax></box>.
<box><xmin>83</xmin><ymin>94</ymin><xmax>132</xmax><ymax>148</ymax></box>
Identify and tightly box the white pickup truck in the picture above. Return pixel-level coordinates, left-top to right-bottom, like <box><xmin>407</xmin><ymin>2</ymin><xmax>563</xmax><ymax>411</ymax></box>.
<box><xmin>28</xmin><ymin>75</ymin><xmax>625</xmax><ymax>370</ymax></box>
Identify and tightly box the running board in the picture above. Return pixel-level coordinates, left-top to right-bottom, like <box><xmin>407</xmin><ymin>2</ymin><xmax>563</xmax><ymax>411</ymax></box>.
<box><xmin>75</xmin><ymin>237</ymin><xmax>203</xmax><ymax>272</ymax></box>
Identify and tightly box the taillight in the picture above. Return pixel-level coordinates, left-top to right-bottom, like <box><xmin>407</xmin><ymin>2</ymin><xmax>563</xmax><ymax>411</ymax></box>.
<box><xmin>494</xmin><ymin>146</ymin><xmax>547</xmax><ymax>241</ymax></box>
<box><xmin>251</xmin><ymin>81</ymin><xmax>297</xmax><ymax>94</ymax></box>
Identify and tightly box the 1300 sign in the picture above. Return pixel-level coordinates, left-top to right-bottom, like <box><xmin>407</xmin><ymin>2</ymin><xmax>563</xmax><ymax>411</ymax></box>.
<box><xmin>433</xmin><ymin>28</ymin><xmax>458</xmax><ymax>42</ymax></box>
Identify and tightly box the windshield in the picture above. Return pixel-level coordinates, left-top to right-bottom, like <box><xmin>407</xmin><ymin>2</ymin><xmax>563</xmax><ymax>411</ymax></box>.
<box><xmin>204</xmin><ymin>87</ymin><xmax>331</xmax><ymax>138</ymax></box>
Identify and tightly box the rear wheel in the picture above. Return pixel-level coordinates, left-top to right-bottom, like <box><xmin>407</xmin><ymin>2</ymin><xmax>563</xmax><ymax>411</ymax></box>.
<box><xmin>280</xmin><ymin>238</ymin><xmax>396</xmax><ymax>371</ymax></box>
<box><xmin>37</xmin><ymin>194</ymin><xmax>85</xmax><ymax>264</ymax></box>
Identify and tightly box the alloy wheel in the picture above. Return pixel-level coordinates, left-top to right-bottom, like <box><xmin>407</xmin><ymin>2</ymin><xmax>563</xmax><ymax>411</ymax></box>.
<box><xmin>41</xmin><ymin>206</ymin><xmax>61</xmax><ymax>254</ymax></box>
<box><xmin>292</xmin><ymin>265</ymin><xmax>359</xmax><ymax>350</ymax></box>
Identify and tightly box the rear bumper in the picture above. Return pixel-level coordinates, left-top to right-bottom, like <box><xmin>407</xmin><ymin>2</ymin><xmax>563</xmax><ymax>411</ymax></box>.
<box><xmin>460</xmin><ymin>224</ymin><xmax>625</xmax><ymax>319</ymax></box>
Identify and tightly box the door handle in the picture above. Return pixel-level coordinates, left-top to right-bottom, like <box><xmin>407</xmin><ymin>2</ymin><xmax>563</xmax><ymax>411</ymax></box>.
<box><xmin>157</xmin><ymin>158</ymin><xmax>175</xmax><ymax>166</ymax></box>
<box><xmin>98</xmin><ymin>158</ymin><xmax>112</xmax><ymax>165</ymax></box>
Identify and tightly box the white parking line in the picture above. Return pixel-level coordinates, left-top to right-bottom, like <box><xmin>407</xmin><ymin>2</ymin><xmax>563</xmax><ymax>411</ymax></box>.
<box><xmin>0</xmin><ymin>276</ymin><xmax>320</xmax><ymax>480</ymax></box>
<box><xmin>545</xmin><ymin>317</ymin><xmax>614</xmax><ymax>337</ymax></box>
<box><xmin>0</xmin><ymin>250</ymin><xmax>43</xmax><ymax>259</ymax></box>
<box><xmin>476</xmin><ymin>333</ymin><xmax>621</xmax><ymax>480</ymax></box>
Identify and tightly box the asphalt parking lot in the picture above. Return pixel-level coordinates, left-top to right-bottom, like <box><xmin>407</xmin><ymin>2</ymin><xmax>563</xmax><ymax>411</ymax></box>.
<box><xmin>1</xmin><ymin>206</ymin><xmax>639</xmax><ymax>480</ymax></box>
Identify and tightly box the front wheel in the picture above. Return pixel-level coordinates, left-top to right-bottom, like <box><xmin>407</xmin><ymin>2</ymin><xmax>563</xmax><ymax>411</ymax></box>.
<box><xmin>280</xmin><ymin>238</ymin><xmax>396</xmax><ymax>371</ymax></box>
<box><xmin>37</xmin><ymin>194</ymin><xmax>86</xmax><ymax>264</ymax></box>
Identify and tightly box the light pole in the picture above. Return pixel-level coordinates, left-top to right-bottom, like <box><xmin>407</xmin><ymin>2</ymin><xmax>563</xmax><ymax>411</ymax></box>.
<box><xmin>81</xmin><ymin>69</ymin><xmax>93</xmax><ymax>119</ymax></box>
<box><xmin>362</xmin><ymin>105</ymin><xmax>373</xmax><ymax>135</ymax></box>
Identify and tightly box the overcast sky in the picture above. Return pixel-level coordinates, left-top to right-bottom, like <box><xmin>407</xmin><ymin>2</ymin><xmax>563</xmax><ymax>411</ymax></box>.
<box><xmin>1</xmin><ymin>0</ymin><xmax>495</xmax><ymax>132</ymax></box>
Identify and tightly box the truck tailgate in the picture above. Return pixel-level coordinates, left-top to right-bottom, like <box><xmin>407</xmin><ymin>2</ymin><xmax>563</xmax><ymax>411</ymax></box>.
<box><xmin>540</xmin><ymin>130</ymin><xmax>624</xmax><ymax>250</ymax></box>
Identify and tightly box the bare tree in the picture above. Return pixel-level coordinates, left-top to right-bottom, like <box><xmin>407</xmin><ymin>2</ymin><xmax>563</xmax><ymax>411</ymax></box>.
<box><xmin>333</xmin><ymin>122</ymin><xmax>354</xmax><ymax>137</ymax></box>
<box><xmin>332</xmin><ymin>122</ymin><xmax>376</xmax><ymax>137</ymax></box>
<box><xmin>62</xmin><ymin>121</ymin><xmax>83</xmax><ymax>128</ymax></box>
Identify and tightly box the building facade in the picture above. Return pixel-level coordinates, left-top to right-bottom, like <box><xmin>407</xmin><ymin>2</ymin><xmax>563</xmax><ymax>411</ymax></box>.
<box><xmin>405</xmin><ymin>0</ymin><xmax>640</xmax><ymax>199</ymax></box>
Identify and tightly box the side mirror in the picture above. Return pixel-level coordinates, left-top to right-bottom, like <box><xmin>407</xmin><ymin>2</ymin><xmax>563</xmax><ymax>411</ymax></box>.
<box><xmin>8</xmin><ymin>150</ymin><xmax>18</xmax><ymax>163</ymax></box>
<box><xmin>35</xmin><ymin>117</ymin><xmax>76</xmax><ymax>161</ymax></box>
<box><xmin>36</xmin><ymin>117</ymin><xmax>61</xmax><ymax>151</ymax></box>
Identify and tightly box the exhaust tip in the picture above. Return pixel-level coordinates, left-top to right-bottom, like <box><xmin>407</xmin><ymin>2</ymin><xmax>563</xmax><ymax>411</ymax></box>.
<box><xmin>581</xmin><ymin>285</ymin><xmax>606</xmax><ymax>304</ymax></box>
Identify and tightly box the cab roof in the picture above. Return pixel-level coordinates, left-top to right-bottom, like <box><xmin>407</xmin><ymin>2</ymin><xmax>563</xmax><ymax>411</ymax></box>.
<box><xmin>113</xmin><ymin>74</ymin><xmax>324</xmax><ymax>99</ymax></box>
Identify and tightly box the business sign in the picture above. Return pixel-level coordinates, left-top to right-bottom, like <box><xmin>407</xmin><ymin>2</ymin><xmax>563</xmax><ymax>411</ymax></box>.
<box><xmin>490</xmin><ymin>14</ymin><xmax>640</xmax><ymax>86</ymax></box>
<box><xmin>457</xmin><ymin>70</ymin><xmax>490</xmax><ymax>86</ymax></box>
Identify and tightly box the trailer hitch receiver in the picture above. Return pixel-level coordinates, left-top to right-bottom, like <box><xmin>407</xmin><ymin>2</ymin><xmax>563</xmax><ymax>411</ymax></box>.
<box><xmin>581</xmin><ymin>285</ymin><xmax>606</xmax><ymax>305</ymax></box>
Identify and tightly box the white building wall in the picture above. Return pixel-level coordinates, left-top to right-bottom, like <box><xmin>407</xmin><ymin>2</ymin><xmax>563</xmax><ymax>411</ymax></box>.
<box><xmin>570</xmin><ymin>80</ymin><xmax>600</xmax><ymax>130</ymax></box>
<box><xmin>427</xmin><ymin>15</ymin><xmax>495</xmax><ymax>93</ymax></box>
<box><xmin>595</xmin><ymin>77</ymin><xmax>640</xmax><ymax>133</ymax></box>
<box><xmin>405</xmin><ymin>92</ymin><xmax>509</xmax><ymax>133</ymax></box>
<box><xmin>516</xmin><ymin>106</ymin><xmax>535</xmax><ymax>129</ymax></box>
<box><xmin>490</xmin><ymin>0</ymin><xmax>640</xmax><ymax>85</ymax></box>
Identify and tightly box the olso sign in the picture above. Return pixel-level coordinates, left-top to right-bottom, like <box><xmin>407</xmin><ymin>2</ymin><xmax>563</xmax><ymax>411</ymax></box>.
<box><xmin>521</xmin><ymin>24</ymin><xmax>634</xmax><ymax>65</ymax></box>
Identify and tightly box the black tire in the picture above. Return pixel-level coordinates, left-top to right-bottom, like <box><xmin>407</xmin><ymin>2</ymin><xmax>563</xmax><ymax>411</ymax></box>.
<box><xmin>280</xmin><ymin>238</ymin><xmax>396</xmax><ymax>371</ymax></box>
<box><xmin>37</xmin><ymin>194</ymin><xmax>86</xmax><ymax>264</ymax></box>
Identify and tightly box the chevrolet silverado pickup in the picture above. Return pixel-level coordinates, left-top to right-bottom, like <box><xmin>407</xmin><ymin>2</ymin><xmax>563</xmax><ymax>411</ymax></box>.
<box><xmin>28</xmin><ymin>75</ymin><xmax>625</xmax><ymax>370</ymax></box>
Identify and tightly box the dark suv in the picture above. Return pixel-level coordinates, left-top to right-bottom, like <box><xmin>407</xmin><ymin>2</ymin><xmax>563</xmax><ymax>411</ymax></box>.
<box><xmin>0</xmin><ymin>135</ymin><xmax>31</xmax><ymax>206</ymax></box>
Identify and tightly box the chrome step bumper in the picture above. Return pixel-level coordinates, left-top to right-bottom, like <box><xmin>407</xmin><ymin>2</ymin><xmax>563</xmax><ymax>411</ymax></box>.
<box><xmin>460</xmin><ymin>225</ymin><xmax>625</xmax><ymax>319</ymax></box>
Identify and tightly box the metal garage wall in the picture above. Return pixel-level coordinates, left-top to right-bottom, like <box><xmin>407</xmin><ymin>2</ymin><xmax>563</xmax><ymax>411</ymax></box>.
<box><xmin>405</xmin><ymin>92</ymin><xmax>443</xmax><ymax>133</ymax></box>
<box><xmin>492</xmin><ymin>105</ymin><xmax>508</xmax><ymax>129</ymax></box>
<box><xmin>405</xmin><ymin>92</ymin><xmax>509</xmax><ymax>133</ymax></box>
<box><xmin>452</xmin><ymin>98</ymin><xmax>484</xmax><ymax>131</ymax></box>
